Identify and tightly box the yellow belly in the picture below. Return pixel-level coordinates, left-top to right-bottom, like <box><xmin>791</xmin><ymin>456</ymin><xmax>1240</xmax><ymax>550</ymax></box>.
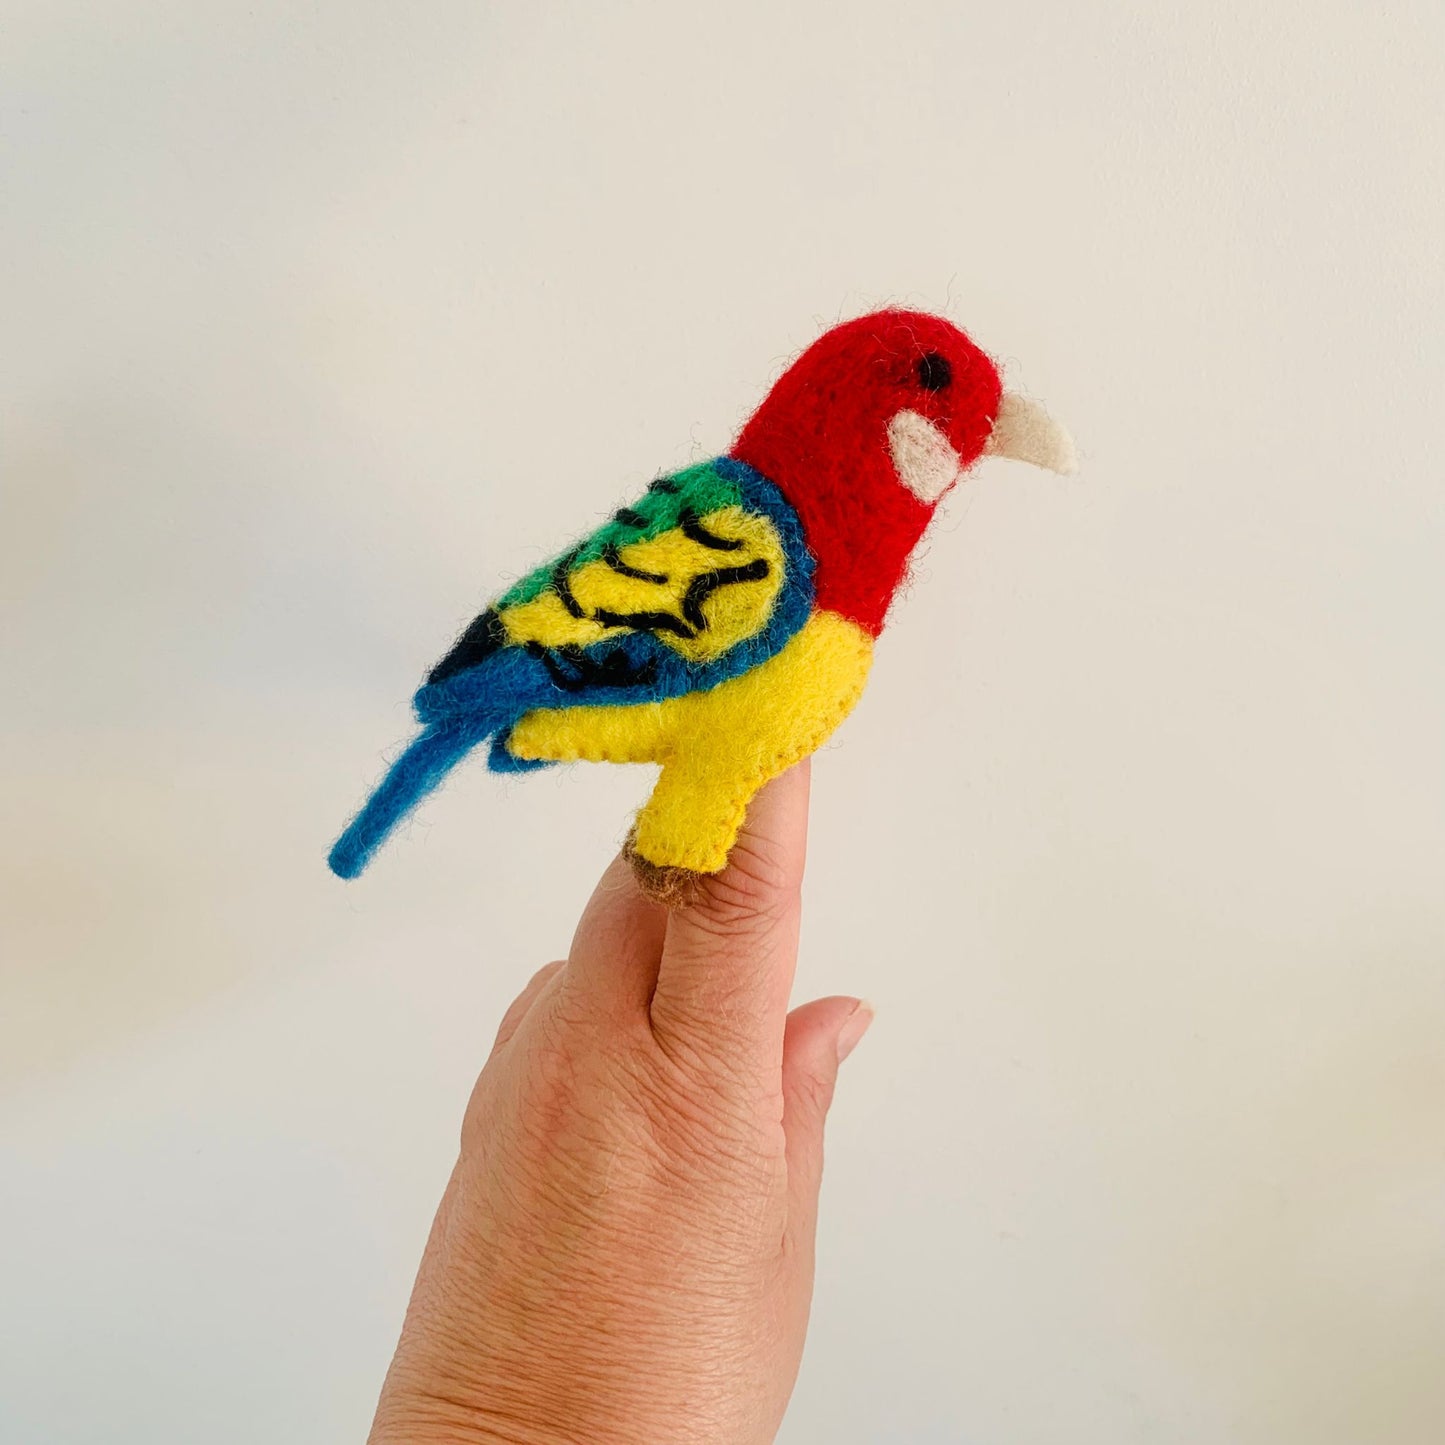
<box><xmin>508</xmin><ymin>610</ymin><xmax>875</xmax><ymax>872</ymax></box>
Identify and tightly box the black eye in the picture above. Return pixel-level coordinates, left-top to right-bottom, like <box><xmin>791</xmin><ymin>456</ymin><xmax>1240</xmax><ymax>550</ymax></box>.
<box><xmin>916</xmin><ymin>352</ymin><xmax>952</xmax><ymax>392</ymax></box>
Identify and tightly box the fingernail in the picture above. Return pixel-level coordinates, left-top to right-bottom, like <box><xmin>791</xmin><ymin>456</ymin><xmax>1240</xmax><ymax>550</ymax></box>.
<box><xmin>836</xmin><ymin>1001</ymin><xmax>875</xmax><ymax>1063</ymax></box>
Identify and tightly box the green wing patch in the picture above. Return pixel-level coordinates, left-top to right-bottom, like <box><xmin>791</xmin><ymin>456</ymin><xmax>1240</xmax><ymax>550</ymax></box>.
<box><xmin>496</xmin><ymin>496</ymin><xmax>786</xmax><ymax>665</ymax></box>
<box><xmin>495</xmin><ymin>462</ymin><xmax>742</xmax><ymax>610</ymax></box>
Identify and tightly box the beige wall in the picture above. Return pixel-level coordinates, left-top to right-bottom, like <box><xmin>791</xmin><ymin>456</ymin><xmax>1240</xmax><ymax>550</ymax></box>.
<box><xmin>3</xmin><ymin>2</ymin><xmax>1442</xmax><ymax>1440</ymax></box>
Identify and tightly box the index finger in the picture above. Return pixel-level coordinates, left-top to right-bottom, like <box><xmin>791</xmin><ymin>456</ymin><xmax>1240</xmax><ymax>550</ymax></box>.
<box><xmin>647</xmin><ymin>760</ymin><xmax>811</xmax><ymax>1073</ymax></box>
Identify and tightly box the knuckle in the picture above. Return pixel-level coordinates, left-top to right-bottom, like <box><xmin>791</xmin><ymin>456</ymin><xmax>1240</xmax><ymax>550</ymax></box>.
<box><xmin>492</xmin><ymin>960</ymin><xmax>566</xmax><ymax>1049</ymax></box>
<box><xmin>527</xmin><ymin>958</ymin><xmax>566</xmax><ymax>990</ymax></box>
<box><xmin>645</xmin><ymin>1000</ymin><xmax>770</xmax><ymax>1103</ymax></box>
<box><xmin>688</xmin><ymin>837</ymin><xmax>800</xmax><ymax>938</ymax></box>
<box><xmin>634</xmin><ymin>1031</ymin><xmax>784</xmax><ymax>1172</ymax></box>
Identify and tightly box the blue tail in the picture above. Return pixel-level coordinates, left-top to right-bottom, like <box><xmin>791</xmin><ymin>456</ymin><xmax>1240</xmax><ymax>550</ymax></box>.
<box><xmin>328</xmin><ymin>720</ymin><xmax>492</xmax><ymax>879</ymax></box>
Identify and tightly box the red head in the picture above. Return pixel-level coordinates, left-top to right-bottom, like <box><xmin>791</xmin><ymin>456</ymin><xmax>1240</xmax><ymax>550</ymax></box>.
<box><xmin>732</xmin><ymin>308</ymin><xmax>1073</xmax><ymax>635</ymax></box>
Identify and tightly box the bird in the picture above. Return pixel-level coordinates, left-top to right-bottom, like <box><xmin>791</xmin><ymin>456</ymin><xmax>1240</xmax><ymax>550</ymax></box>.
<box><xmin>328</xmin><ymin>308</ymin><xmax>1075</xmax><ymax>897</ymax></box>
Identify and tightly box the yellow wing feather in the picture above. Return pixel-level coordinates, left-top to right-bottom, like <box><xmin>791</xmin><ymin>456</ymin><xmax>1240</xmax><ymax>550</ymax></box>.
<box><xmin>497</xmin><ymin>505</ymin><xmax>786</xmax><ymax>664</ymax></box>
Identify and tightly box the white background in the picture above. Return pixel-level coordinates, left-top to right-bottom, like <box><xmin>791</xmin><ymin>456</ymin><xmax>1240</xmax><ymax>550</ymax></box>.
<box><xmin>4</xmin><ymin>2</ymin><xmax>1443</xmax><ymax>1440</ymax></box>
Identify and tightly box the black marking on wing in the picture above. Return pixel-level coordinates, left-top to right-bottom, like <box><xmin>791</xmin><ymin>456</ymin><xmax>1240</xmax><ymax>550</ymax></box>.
<box><xmin>680</xmin><ymin>508</ymin><xmax>744</xmax><ymax>551</ymax></box>
<box><xmin>552</xmin><ymin>547</ymin><xmax>585</xmax><ymax>619</ymax></box>
<box><xmin>592</xmin><ymin>606</ymin><xmax>695</xmax><ymax>639</ymax></box>
<box><xmin>471</xmin><ymin>501</ymin><xmax>776</xmax><ymax>698</ymax></box>
<box><xmin>528</xmin><ymin>641</ymin><xmax>659</xmax><ymax>692</ymax></box>
<box><xmin>427</xmin><ymin>607</ymin><xmax>508</xmax><ymax>685</ymax></box>
<box><xmin>647</xmin><ymin>477</ymin><xmax>681</xmax><ymax>495</ymax></box>
<box><xmin>680</xmin><ymin>559</ymin><xmax>771</xmax><ymax>631</ymax></box>
<box><xmin>601</xmin><ymin>543</ymin><xmax>669</xmax><ymax>585</ymax></box>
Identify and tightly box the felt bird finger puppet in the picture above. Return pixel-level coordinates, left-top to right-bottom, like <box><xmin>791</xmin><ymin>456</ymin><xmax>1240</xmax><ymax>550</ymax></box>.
<box><xmin>329</xmin><ymin>308</ymin><xmax>1075</xmax><ymax>896</ymax></box>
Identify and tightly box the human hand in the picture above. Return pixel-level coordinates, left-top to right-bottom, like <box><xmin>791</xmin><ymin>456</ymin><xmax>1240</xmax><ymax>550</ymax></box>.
<box><xmin>367</xmin><ymin>759</ymin><xmax>872</xmax><ymax>1444</ymax></box>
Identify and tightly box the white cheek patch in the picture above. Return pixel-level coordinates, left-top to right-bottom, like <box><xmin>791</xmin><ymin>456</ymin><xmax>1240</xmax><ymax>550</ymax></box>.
<box><xmin>887</xmin><ymin>409</ymin><xmax>963</xmax><ymax>503</ymax></box>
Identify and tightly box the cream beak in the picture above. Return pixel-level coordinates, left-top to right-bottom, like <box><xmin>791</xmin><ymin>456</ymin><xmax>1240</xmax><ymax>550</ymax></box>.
<box><xmin>983</xmin><ymin>392</ymin><xmax>1078</xmax><ymax>475</ymax></box>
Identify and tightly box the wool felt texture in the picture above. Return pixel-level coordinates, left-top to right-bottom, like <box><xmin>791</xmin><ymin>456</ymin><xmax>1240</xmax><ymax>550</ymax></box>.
<box><xmin>328</xmin><ymin>460</ymin><xmax>814</xmax><ymax>880</ymax></box>
<box><xmin>329</xmin><ymin>308</ymin><xmax>1075</xmax><ymax>889</ymax></box>
<box><xmin>982</xmin><ymin>391</ymin><xmax>1080</xmax><ymax>474</ymax></box>
<box><xmin>888</xmin><ymin>409</ymin><xmax>968</xmax><ymax>504</ymax></box>
<box><xmin>493</xmin><ymin>503</ymin><xmax>787</xmax><ymax>664</ymax></box>
<box><xmin>508</xmin><ymin>610</ymin><xmax>874</xmax><ymax>873</ymax></box>
<box><xmin>732</xmin><ymin>310</ymin><xmax>1003</xmax><ymax>636</ymax></box>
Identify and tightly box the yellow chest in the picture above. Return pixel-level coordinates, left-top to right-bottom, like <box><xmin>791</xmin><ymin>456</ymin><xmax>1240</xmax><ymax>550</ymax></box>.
<box><xmin>508</xmin><ymin>610</ymin><xmax>875</xmax><ymax>872</ymax></box>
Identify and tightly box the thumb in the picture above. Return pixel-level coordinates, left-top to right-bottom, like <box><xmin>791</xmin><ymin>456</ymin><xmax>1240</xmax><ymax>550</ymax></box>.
<box><xmin>489</xmin><ymin>960</ymin><xmax>566</xmax><ymax>1053</ymax></box>
<box><xmin>781</xmin><ymin>995</ymin><xmax>874</xmax><ymax>1241</ymax></box>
